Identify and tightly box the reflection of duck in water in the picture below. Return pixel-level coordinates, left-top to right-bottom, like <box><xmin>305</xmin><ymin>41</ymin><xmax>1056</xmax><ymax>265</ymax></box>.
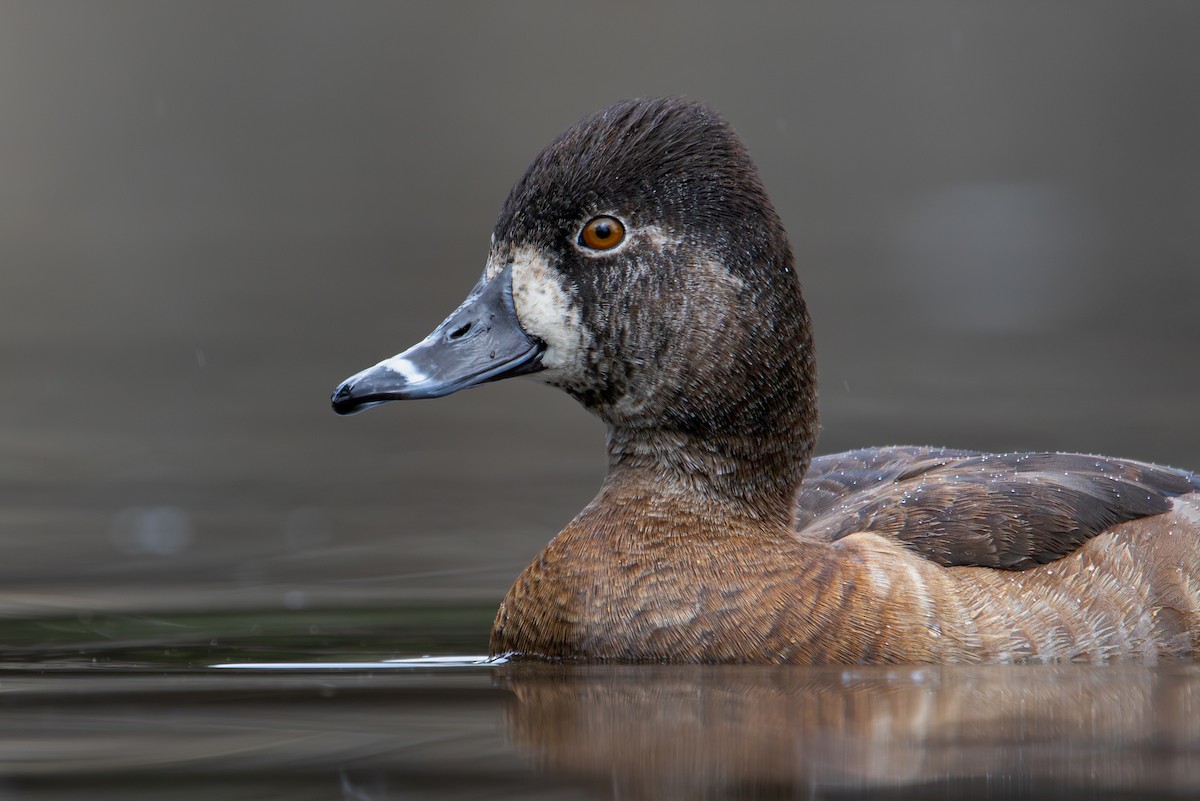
<box><xmin>497</xmin><ymin>664</ymin><xmax>1199</xmax><ymax>796</ymax></box>
<box><xmin>333</xmin><ymin>98</ymin><xmax>1200</xmax><ymax>663</ymax></box>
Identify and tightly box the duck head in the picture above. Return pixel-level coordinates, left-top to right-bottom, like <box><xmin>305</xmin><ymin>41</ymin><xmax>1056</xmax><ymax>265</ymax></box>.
<box><xmin>333</xmin><ymin>98</ymin><xmax>817</xmax><ymax>520</ymax></box>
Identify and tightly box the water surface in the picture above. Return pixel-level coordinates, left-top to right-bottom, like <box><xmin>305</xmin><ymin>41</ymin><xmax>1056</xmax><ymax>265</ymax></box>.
<box><xmin>3</xmin><ymin>614</ymin><xmax>1198</xmax><ymax>800</ymax></box>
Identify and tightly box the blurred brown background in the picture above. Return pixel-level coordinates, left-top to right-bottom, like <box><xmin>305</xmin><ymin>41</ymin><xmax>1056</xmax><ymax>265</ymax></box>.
<box><xmin>1</xmin><ymin>2</ymin><xmax>1196</xmax><ymax>615</ymax></box>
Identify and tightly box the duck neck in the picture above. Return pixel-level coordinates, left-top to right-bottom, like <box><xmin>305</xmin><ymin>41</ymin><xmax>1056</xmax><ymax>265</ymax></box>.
<box><xmin>602</xmin><ymin>432</ymin><xmax>805</xmax><ymax>526</ymax></box>
<box><xmin>603</xmin><ymin>343</ymin><xmax>818</xmax><ymax>527</ymax></box>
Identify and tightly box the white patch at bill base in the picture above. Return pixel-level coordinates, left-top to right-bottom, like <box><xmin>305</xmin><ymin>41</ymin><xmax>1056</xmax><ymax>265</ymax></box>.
<box><xmin>485</xmin><ymin>245</ymin><xmax>587</xmax><ymax>381</ymax></box>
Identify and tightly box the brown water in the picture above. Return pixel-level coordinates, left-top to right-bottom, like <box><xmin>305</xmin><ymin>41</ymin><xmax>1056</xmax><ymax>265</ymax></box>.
<box><xmin>1</xmin><ymin>2</ymin><xmax>1199</xmax><ymax>799</ymax></box>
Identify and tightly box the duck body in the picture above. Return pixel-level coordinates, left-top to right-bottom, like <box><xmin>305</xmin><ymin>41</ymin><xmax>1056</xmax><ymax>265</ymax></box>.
<box><xmin>493</xmin><ymin>448</ymin><xmax>1200</xmax><ymax>663</ymax></box>
<box><xmin>332</xmin><ymin>98</ymin><xmax>1200</xmax><ymax>663</ymax></box>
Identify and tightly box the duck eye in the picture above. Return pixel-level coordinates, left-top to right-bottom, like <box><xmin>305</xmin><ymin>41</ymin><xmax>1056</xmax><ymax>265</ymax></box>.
<box><xmin>579</xmin><ymin>215</ymin><xmax>626</xmax><ymax>251</ymax></box>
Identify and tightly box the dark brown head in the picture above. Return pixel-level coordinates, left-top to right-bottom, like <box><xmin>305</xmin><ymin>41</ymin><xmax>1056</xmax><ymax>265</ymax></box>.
<box><xmin>333</xmin><ymin>98</ymin><xmax>817</xmax><ymax>517</ymax></box>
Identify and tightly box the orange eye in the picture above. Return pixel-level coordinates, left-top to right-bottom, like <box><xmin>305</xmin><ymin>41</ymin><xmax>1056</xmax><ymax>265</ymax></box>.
<box><xmin>579</xmin><ymin>215</ymin><xmax>626</xmax><ymax>251</ymax></box>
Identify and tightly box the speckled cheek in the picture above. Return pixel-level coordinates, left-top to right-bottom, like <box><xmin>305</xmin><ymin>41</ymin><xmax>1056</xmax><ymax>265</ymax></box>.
<box><xmin>485</xmin><ymin>245</ymin><xmax>588</xmax><ymax>384</ymax></box>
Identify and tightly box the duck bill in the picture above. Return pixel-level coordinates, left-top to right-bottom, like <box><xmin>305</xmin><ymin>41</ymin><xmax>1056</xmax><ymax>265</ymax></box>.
<box><xmin>331</xmin><ymin>266</ymin><xmax>544</xmax><ymax>415</ymax></box>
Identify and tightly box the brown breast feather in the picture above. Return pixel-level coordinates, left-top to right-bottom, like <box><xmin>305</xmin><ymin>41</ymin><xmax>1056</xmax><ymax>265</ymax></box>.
<box><xmin>795</xmin><ymin>447</ymin><xmax>1200</xmax><ymax>570</ymax></box>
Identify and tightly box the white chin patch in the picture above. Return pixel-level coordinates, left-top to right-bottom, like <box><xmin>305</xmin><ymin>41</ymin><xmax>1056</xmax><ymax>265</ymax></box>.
<box><xmin>485</xmin><ymin>246</ymin><xmax>585</xmax><ymax>383</ymax></box>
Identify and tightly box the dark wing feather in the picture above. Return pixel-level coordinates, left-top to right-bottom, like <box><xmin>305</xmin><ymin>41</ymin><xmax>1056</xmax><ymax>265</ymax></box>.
<box><xmin>795</xmin><ymin>448</ymin><xmax>1200</xmax><ymax>570</ymax></box>
<box><xmin>795</xmin><ymin>446</ymin><xmax>975</xmax><ymax>528</ymax></box>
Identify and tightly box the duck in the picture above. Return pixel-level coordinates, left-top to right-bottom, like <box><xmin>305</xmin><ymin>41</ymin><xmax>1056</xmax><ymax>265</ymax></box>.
<box><xmin>331</xmin><ymin>97</ymin><xmax>1200</xmax><ymax>664</ymax></box>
